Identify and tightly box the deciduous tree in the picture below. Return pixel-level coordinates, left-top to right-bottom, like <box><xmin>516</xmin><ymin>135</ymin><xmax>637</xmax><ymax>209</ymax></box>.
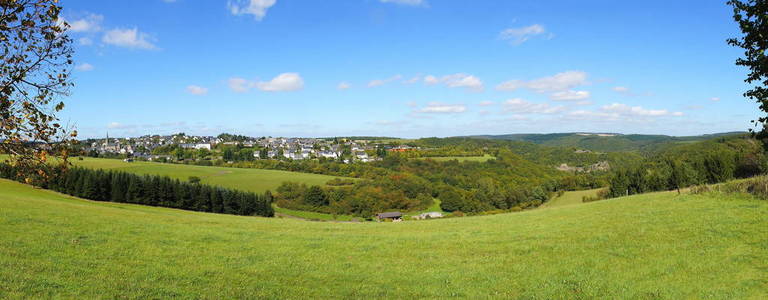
<box><xmin>728</xmin><ymin>0</ymin><xmax>768</xmax><ymax>137</ymax></box>
<box><xmin>1</xmin><ymin>0</ymin><xmax>75</xmax><ymax>183</ymax></box>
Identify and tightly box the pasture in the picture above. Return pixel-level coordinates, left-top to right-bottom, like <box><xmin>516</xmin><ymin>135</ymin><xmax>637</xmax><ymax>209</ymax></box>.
<box><xmin>64</xmin><ymin>157</ymin><xmax>351</xmax><ymax>194</ymax></box>
<box><xmin>1</xmin><ymin>179</ymin><xmax>765</xmax><ymax>298</ymax></box>
<box><xmin>541</xmin><ymin>188</ymin><xmax>604</xmax><ymax>209</ymax></box>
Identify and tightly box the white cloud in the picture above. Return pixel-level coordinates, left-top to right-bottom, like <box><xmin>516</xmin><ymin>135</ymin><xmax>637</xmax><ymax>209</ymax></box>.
<box><xmin>337</xmin><ymin>81</ymin><xmax>351</xmax><ymax>90</ymax></box>
<box><xmin>443</xmin><ymin>74</ymin><xmax>484</xmax><ymax>92</ymax></box>
<box><xmin>502</xmin><ymin>98</ymin><xmax>565</xmax><ymax>114</ymax></box>
<box><xmin>63</xmin><ymin>14</ymin><xmax>103</xmax><ymax>32</ymax></box>
<box><xmin>75</xmin><ymin>63</ymin><xmax>94</xmax><ymax>72</ymax></box>
<box><xmin>186</xmin><ymin>85</ymin><xmax>208</xmax><ymax>95</ymax></box>
<box><xmin>404</xmin><ymin>76</ymin><xmax>421</xmax><ymax>84</ymax></box>
<box><xmin>611</xmin><ymin>86</ymin><xmax>650</xmax><ymax>97</ymax></box>
<box><xmin>565</xmin><ymin>103</ymin><xmax>685</xmax><ymax>122</ymax></box>
<box><xmin>256</xmin><ymin>73</ymin><xmax>304</xmax><ymax>92</ymax></box>
<box><xmin>478</xmin><ymin>101</ymin><xmax>495</xmax><ymax>106</ymax></box>
<box><xmin>601</xmin><ymin>103</ymin><xmax>684</xmax><ymax>117</ymax></box>
<box><xmin>423</xmin><ymin>73</ymin><xmax>484</xmax><ymax>92</ymax></box>
<box><xmin>499</xmin><ymin>24</ymin><xmax>546</xmax><ymax>45</ymax></box>
<box><xmin>228</xmin><ymin>0</ymin><xmax>277</xmax><ymax>21</ymax></box>
<box><xmin>423</xmin><ymin>75</ymin><xmax>439</xmax><ymax>85</ymax></box>
<box><xmin>611</xmin><ymin>86</ymin><xmax>651</xmax><ymax>97</ymax></box>
<box><xmin>228</xmin><ymin>77</ymin><xmax>251</xmax><ymax>93</ymax></box>
<box><xmin>507</xmin><ymin>114</ymin><xmax>529</xmax><ymax>121</ymax></box>
<box><xmin>107</xmin><ymin>122</ymin><xmax>135</xmax><ymax>129</ymax></box>
<box><xmin>78</xmin><ymin>37</ymin><xmax>93</xmax><ymax>46</ymax></box>
<box><xmin>414</xmin><ymin>102</ymin><xmax>467</xmax><ymax>114</ymax></box>
<box><xmin>710</xmin><ymin>97</ymin><xmax>721</xmax><ymax>102</ymax></box>
<box><xmin>380</xmin><ymin>0</ymin><xmax>427</xmax><ymax>6</ymax></box>
<box><xmin>612</xmin><ymin>86</ymin><xmax>630</xmax><ymax>93</ymax></box>
<box><xmin>102</xmin><ymin>28</ymin><xmax>157</xmax><ymax>50</ymax></box>
<box><xmin>368</xmin><ymin>75</ymin><xmax>402</xmax><ymax>87</ymax></box>
<box><xmin>497</xmin><ymin>70</ymin><xmax>588</xmax><ymax>93</ymax></box>
<box><xmin>368</xmin><ymin>80</ymin><xmax>385</xmax><ymax>87</ymax></box>
<box><xmin>227</xmin><ymin>73</ymin><xmax>304</xmax><ymax>93</ymax></box>
<box><xmin>550</xmin><ymin>90</ymin><xmax>590</xmax><ymax>101</ymax></box>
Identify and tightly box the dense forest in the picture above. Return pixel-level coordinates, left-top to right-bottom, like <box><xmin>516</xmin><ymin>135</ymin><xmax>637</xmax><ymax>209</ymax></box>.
<box><xmin>273</xmin><ymin>150</ymin><xmax>568</xmax><ymax>216</ymax></box>
<box><xmin>0</xmin><ymin>164</ymin><xmax>274</xmax><ymax>217</ymax></box>
<box><xmin>462</xmin><ymin>132</ymin><xmax>745</xmax><ymax>152</ymax></box>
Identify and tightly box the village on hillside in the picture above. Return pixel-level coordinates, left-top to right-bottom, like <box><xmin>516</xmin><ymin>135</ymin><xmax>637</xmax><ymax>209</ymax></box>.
<box><xmin>82</xmin><ymin>133</ymin><xmax>417</xmax><ymax>164</ymax></box>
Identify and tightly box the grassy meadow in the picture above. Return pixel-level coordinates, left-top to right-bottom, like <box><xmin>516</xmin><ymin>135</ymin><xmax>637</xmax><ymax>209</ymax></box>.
<box><xmin>0</xmin><ymin>155</ymin><xmax>352</xmax><ymax>194</ymax></box>
<box><xmin>1</xmin><ymin>155</ymin><xmax>363</xmax><ymax>221</ymax></box>
<box><xmin>1</xmin><ymin>179</ymin><xmax>766</xmax><ymax>298</ymax></box>
<box><xmin>540</xmin><ymin>188</ymin><xmax>604</xmax><ymax>209</ymax></box>
<box><xmin>273</xmin><ymin>205</ymin><xmax>356</xmax><ymax>221</ymax></box>
<box><xmin>69</xmin><ymin>157</ymin><xmax>350</xmax><ymax>193</ymax></box>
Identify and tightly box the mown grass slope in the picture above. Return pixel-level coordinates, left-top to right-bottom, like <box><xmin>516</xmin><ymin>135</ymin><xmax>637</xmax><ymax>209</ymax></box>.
<box><xmin>67</xmin><ymin>157</ymin><xmax>351</xmax><ymax>194</ymax></box>
<box><xmin>1</xmin><ymin>179</ymin><xmax>766</xmax><ymax>298</ymax></box>
<box><xmin>540</xmin><ymin>188</ymin><xmax>603</xmax><ymax>209</ymax></box>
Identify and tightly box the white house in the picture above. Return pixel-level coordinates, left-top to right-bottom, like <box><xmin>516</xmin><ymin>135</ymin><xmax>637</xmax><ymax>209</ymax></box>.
<box><xmin>319</xmin><ymin>151</ymin><xmax>338</xmax><ymax>159</ymax></box>
<box><xmin>354</xmin><ymin>151</ymin><xmax>369</xmax><ymax>162</ymax></box>
<box><xmin>413</xmin><ymin>212</ymin><xmax>443</xmax><ymax>220</ymax></box>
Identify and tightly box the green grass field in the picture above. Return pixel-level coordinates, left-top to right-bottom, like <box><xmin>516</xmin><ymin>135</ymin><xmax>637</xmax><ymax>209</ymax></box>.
<box><xmin>273</xmin><ymin>205</ymin><xmax>357</xmax><ymax>222</ymax></box>
<box><xmin>68</xmin><ymin>157</ymin><xmax>361</xmax><ymax>220</ymax></box>
<box><xmin>66</xmin><ymin>157</ymin><xmax>350</xmax><ymax>194</ymax></box>
<box><xmin>418</xmin><ymin>154</ymin><xmax>495</xmax><ymax>162</ymax></box>
<box><xmin>1</xmin><ymin>179</ymin><xmax>765</xmax><ymax>298</ymax></box>
<box><xmin>541</xmin><ymin>188</ymin><xmax>604</xmax><ymax>209</ymax></box>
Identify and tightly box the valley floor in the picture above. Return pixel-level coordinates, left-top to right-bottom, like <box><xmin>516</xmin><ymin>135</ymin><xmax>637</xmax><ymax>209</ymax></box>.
<box><xmin>0</xmin><ymin>179</ymin><xmax>766</xmax><ymax>298</ymax></box>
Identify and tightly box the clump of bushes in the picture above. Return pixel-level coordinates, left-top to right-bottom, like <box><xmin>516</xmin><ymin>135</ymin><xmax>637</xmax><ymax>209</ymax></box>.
<box><xmin>582</xmin><ymin>189</ymin><xmax>609</xmax><ymax>203</ymax></box>
<box><xmin>326</xmin><ymin>178</ymin><xmax>355</xmax><ymax>186</ymax></box>
<box><xmin>691</xmin><ymin>176</ymin><xmax>768</xmax><ymax>200</ymax></box>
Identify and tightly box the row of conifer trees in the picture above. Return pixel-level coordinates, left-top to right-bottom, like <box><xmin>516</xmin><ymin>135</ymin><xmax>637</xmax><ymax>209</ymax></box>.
<box><xmin>0</xmin><ymin>164</ymin><xmax>274</xmax><ymax>217</ymax></box>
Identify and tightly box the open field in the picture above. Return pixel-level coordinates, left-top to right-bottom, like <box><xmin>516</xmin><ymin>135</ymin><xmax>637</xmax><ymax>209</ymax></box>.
<box><xmin>541</xmin><ymin>188</ymin><xmax>604</xmax><ymax>209</ymax></box>
<box><xmin>71</xmin><ymin>157</ymin><xmax>361</xmax><ymax>220</ymax></box>
<box><xmin>1</xmin><ymin>155</ymin><xmax>353</xmax><ymax>194</ymax></box>
<box><xmin>1</xmin><ymin>179</ymin><xmax>765</xmax><ymax>298</ymax></box>
<box><xmin>66</xmin><ymin>157</ymin><xmax>351</xmax><ymax>194</ymax></box>
<box><xmin>273</xmin><ymin>205</ymin><xmax>356</xmax><ymax>222</ymax></box>
<box><xmin>1</xmin><ymin>155</ymin><xmax>362</xmax><ymax>221</ymax></box>
<box><xmin>418</xmin><ymin>154</ymin><xmax>495</xmax><ymax>162</ymax></box>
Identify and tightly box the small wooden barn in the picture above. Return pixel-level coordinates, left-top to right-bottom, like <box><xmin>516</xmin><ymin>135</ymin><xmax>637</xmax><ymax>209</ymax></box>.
<box><xmin>376</xmin><ymin>212</ymin><xmax>403</xmax><ymax>221</ymax></box>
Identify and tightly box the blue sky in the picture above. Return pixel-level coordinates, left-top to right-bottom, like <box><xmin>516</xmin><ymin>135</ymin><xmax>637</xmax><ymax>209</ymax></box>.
<box><xmin>59</xmin><ymin>0</ymin><xmax>757</xmax><ymax>138</ymax></box>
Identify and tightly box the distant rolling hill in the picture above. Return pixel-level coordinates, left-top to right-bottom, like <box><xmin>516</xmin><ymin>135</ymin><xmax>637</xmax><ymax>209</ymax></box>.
<box><xmin>460</xmin><ymin>132</ymin><xmax>746</xmax><ymax>152</ymax></box>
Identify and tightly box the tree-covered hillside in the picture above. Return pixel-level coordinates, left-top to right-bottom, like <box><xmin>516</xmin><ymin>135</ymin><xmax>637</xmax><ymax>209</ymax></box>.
<box><xmin>462</xmin><ymin>132</ymin><xmax>746</xmax><ymax>152</ymax></box>
<box><xmin>606</xmin><ymin>135</ymin><xmax>767</xmax><ymax>197</ymax></box>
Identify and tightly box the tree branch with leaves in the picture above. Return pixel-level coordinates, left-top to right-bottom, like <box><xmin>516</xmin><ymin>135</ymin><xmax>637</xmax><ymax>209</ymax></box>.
<box><xmin>1</xmin><ymin>0</ymin><xmax>75</xmax><ymax>185</ymax></box>
<box><xmin>727</xmin><ymin>0</ymin><xmax>768</xmax><ymax>138</ymax></box>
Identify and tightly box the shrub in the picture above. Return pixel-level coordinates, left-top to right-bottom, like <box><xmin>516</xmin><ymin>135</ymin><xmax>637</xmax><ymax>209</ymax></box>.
<box><xmin>691</xmin><ymin>176</ymin><xmax>768</xmax><ymax>200</ymax></box>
